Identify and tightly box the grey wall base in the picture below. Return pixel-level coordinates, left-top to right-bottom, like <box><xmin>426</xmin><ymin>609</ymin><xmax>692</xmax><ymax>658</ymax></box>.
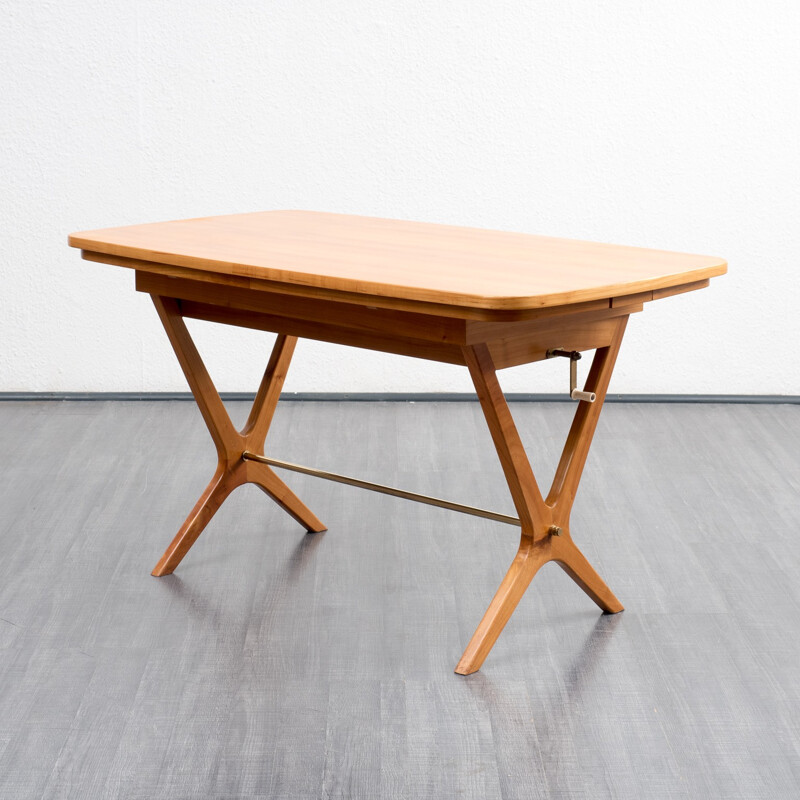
<box><xmin>1</xmin><ymin>391</ymin><xmax>799</xmax><ymax>404</ymax></box>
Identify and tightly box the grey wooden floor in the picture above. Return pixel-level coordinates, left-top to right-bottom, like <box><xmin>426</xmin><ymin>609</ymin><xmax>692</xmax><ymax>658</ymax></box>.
<box><xmin>0</xmin><ymin>399</ymin><xmax>799</xmax><ymax>799</ymax></box>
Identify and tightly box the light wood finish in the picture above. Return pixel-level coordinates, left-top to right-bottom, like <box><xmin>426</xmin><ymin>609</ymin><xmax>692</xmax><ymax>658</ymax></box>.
<box><xmin>135</xmin><ymin>271</ymin><xmax>469</xmax><ymax>343</ymax></box>
<box><xmin>84</xmin><ymin>248</ymin><xmax>712</xmax><ymax>322</ymax></box>
<box><xmin>135</xmin><ymin>271</ymin><xmax>641</xmax><ymax>368</ymax></box>
<box><xmin>485</xmin><ymin>311</ymin><xmax>634</xmax><ymax>370</ymax></box>
<box><xmin>176</xmin><ymin>300</ymin><xmax>467</xmax><ymax>366</ymax></box>
<box><xmin>455</xmin><ymin>318</ymin><xmax>627</xmax><ymax>674</ymax></box>
<box><xmin>149</xmin><ymin>297</ymin><xmax>325</xmax><ymax>577</ymax></box>
<box><xmin>69</xmin><ymin>210</ymin><xmax>726</xmax><ymax>314</ymax></box>
<box><xmin>547</xmin><ymin>317</ymin><xmax>629</xmax><ymax>515</ymax></box>
<box><xmin>68</xmin><ymin>210</ymin><xmax>726</xmax><ymax>673</ymax></box>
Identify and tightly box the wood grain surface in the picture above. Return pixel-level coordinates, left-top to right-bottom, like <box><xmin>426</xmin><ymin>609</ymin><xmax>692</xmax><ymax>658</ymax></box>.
<box><xmin>69</xmin><ymin>211</ymin><xmax>726</xmax><ymax>311</ymax></box>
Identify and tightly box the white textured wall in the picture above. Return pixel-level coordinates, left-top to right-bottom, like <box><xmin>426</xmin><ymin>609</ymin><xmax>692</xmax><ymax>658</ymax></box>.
<box><xmin>2</xmin><ymin>1</ymin><xmax>799</xmax><ymax>394</ymax></box>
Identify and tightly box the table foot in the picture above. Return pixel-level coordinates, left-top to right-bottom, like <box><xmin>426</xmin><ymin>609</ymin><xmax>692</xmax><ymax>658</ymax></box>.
<box><xmin>455</xmin><ymin>536</ymin><xmax>549</xmax><ymax>675</ymax></box>
<box><xmin>151</xmin><ymin>462</ymin><xmax>244</xmax><ymax>576</ymax></box>
<box><xmin>551</xmin><ymin>534</ymin><xmax>624</xmax><ymax>614</ymax></box>
<box><xmin>245</xmin><ymin>459</ymin><xmax>327</xmax><ymax>533</ymax></box>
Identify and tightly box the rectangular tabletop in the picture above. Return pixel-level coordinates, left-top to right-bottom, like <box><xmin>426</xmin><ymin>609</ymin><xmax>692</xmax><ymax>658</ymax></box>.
<box><xmin>67</xmin><ymin>209</ymin><xmax>727</xmax><ymax>674</ymax></box>
<box><xmin>69</xmin><ymin>210</ymin><xmax>727</xmax><ymax>314</ymax></box>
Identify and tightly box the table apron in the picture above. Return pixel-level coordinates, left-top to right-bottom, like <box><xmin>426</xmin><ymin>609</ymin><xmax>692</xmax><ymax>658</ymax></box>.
<box><xmin>136</xmin><ymin>270</ymin><xmax>640</xmax><ymax>368</ymax></box>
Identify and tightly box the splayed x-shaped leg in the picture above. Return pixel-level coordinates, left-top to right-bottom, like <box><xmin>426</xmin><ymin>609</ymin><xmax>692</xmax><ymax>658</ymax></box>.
<box><xmin>149</xmin><ymin>295</ymin><xmax>325</xmax><ymax>578</ymax></box>
<box><xmin>455</xmin><ymin>317</ymin><xmax>627</xmax><ymax>674</ymax></box>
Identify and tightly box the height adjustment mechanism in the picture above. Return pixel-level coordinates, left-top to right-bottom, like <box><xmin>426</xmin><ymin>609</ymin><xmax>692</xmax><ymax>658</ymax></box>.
<box><xmin>546</xmin><ymin>348</ymin><xmax>596</xmax><ymax>403</ymax></box>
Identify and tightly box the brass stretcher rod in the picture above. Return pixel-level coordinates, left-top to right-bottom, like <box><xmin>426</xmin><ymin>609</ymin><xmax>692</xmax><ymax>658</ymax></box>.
<box><xmin>240</xmin><ymin>451</ymin><xmax>521</xmax><ymax>527</ymax></box>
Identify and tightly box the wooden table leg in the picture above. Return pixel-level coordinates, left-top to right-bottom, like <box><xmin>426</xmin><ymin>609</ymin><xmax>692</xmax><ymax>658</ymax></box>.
<box><xmin>456</xmin><ymin>316</ymin><xmax>628</xmax><ymax>674</ymax></box>
<box><xmin>149</xmin><ymin>295</ymin><xmax>325</xmax><ymax>577</ymax></box>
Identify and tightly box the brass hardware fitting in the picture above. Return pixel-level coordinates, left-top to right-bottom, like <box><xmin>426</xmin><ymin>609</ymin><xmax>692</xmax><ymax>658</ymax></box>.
<box><xmin>241</xmin><ymin>451</ymin><xmax>521</xmax><ymax>527</ymax></box>
<box><xmin>548</xmin><ymin>525</ymin><xmax>562</xmax><ymax>536</ymax></box>
<box><xmin>545</xmin><ymin>348</ymin><xmax>596</xmax><ymax>404</ymax></box>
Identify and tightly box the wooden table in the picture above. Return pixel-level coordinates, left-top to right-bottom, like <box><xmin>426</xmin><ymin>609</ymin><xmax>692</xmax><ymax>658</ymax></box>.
<box><xmin>69</xmin><ymin>211</ymin><xmax>726</xmax><ymax>674</ymax></box>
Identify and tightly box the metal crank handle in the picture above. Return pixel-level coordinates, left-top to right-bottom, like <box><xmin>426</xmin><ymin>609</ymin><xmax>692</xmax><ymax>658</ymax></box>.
<box><xmin>545</xmin><ymin>347</ymin><xmax>597</xmax><ymax>403</ymax></box>
<box><xmin>570</xmin><ymin>388</ymin><xmax>596</xmax><ymax>403</ymax></box>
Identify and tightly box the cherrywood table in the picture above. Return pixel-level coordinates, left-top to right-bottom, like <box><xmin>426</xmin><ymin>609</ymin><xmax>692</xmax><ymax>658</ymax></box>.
<box><xmin>69</xmin><ymin>211</ymin><xmax>726</xmax><ymax>674</ymax></box>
